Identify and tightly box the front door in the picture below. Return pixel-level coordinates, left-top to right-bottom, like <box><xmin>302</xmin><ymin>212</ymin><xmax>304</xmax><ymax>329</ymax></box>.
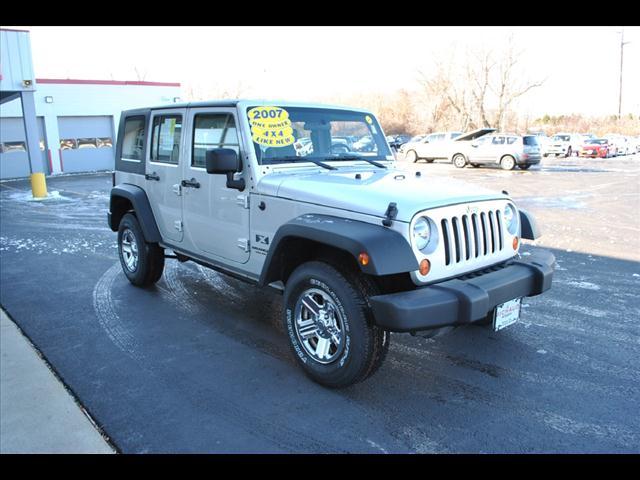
<box><xmin>144</xmin><ymin>109</ymin><xmax>186</xmax><ymax>243</ymax></box>
<box><xmin>181</xmin><ymin>107</ymin><xmax>250</xmax><ymax>264</ymax></box>
<box><xmin>467</xmin><ymin>135</ymin><xmax>494</xmax><ymax>163</ymax></box>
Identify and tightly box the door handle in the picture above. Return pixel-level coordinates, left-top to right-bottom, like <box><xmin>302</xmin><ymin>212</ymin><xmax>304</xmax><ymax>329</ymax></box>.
<box><xmin>181</xmin><ymin>178</ymin><xmax>201</xmax><ymax>189</ymax></box>
<box><xmin>145</xmin><ymin>172</ymin><xmax>160</xmax><ymax>181</ymax></box>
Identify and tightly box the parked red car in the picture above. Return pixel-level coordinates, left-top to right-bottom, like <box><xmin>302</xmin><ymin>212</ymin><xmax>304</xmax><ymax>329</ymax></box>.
<box><xmin>579</xmin><ymin>138</ymin><xmax>615</xmax><ymax>158</ymax></box>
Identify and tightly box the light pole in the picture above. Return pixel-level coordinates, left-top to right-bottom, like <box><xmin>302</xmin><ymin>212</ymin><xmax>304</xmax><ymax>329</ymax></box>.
<box><xmin>618</xmin><ymin>30</ymin><xmax>630</xmax><ymax>119</ymax></box>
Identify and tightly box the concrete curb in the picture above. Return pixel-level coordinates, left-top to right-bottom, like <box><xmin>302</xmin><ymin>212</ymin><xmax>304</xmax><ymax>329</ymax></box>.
<box><xmin>0</xmin><ymin>308</ymin><xmax>116</xmax><ymax>454</ymax></box>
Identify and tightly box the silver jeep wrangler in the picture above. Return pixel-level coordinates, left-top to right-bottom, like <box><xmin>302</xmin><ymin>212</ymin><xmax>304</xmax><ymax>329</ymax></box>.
<box><xmin>108</xmin><ymin>100</ymin><xmax>554</xmax><ymax>388</ymax></box>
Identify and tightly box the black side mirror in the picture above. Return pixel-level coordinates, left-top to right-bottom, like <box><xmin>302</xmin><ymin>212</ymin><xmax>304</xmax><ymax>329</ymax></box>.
<box><xmin>205</xmin><ymin>148</ymin><xmax>245</xmax><ymax>191</ymax></box>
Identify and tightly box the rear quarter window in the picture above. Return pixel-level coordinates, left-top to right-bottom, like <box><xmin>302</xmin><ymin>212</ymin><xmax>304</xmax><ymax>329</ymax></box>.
<box><xmin>121</xmin><ymin>116</ymin><xmax>146</xmax><ymax>161</ymax></box>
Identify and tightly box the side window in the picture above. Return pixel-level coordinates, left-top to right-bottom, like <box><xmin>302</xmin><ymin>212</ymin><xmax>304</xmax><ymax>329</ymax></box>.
<box><xmin>506</xmin><ymin>137</ymin><xmax>518</xmax><ymax>145</ymax></box>
<box><xmin>150</xmin><ymin>115</ymin><xmax>182</xmax><ymax>164</ymax></box>
<box><xmin>492</xmin><ymin>136</ymin><xmax>506</xmax><ymax>145</ymax></box>
<box><xmin>475</xmin><ymin>136</ymin><xmax>489</xmax><ymax>145</ymax></box>
<box><xmin>192</xmin><ymin>113</ymin><xmax>239</xmax><ymax>168</ymax></box>
<box><xmin>122</xmin><ymin>116</ymin><xmax>146</xmax><ymax>162</ymax></box>
<box><xmin>433</xmin><ymin>134</ymin><xmax>446</xmax><ymax>142</ymax></box>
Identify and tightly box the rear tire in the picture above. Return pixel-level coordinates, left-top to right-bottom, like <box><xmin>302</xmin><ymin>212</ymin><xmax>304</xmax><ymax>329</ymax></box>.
<box><xmin>283</xmin><ymin>261</ymin><xmax>387</xmax><ymax>388</ymax></box>
<box><xmin>453</xmin><ymin>154</ymin><xmax>467</xmax><ymax>168</ymax></box>
<box><xmin>406</xmin><ymin>150</ymin><xmax>418</xmax><ymax>163</ymax></box>
<box><xmin>117</xmin><ymin>213</ymin><xmax>165</xmax><ymax>287</ymax></box>
<box><xmin>519</xmin><ymin>164</ymin><xmax>532</xmax><ymax>170</ymax></box>
<box><xmin>500</xmin><ymin>155</ymin><xmax>516</xmax><ymax>170</ymax></box>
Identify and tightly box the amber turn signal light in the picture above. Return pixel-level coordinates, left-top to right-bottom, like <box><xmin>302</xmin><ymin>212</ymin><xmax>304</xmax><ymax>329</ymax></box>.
<box><xmin>419</xmin><ymin>258</ymin><xmax>431</xmax><ymax>276</ymax></box>
<box><xmin>358</xmin><ymin>252</ymin><xmax>370</xmax><ymax>266</ymax></box>
<box><xmin>513</xmin><ymin>236</ymin><xmax>519</xmax><ymax>250</ymax></box>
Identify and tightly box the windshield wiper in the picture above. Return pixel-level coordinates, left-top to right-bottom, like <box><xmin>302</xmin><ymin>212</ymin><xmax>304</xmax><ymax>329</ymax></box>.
<box><xmin>328</xmin><ymin>155</ymin><xmax>387</xmax><ymax>169</ymax></box>
<box><xmin>266</xmin><ymin>156</ymin><xmax>337</xmax><ymax>171</ymax></box>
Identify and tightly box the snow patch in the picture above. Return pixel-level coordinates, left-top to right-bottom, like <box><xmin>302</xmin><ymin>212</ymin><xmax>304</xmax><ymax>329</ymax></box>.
<box><xmin>8</xmin><ymin>190</ymin><xmax>75</xmax><ymax>203</ymax></box>
<box><xmin>566</xmin><ymin>281</ymin><xmax>601</xmax><ymax>291</ymax></box>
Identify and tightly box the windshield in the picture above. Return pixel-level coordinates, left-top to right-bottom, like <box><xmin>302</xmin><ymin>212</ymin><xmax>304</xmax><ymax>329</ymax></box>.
<box><xmin>523</xmin><ymin>136</ymin><xmax>539</xmax><ymax>146</ymax></box>
<box><xmin>586</xmin><ymin>139</ymin><xmax>607</xmax><ymax>145</ymax></box>
<box><xmin>246</xmin><ymin>106</ymin><xmax>393</xmax><ymax>165</ymax></box>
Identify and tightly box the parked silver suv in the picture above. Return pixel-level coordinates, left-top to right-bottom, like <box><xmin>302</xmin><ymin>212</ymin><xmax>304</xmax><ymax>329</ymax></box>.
<box><xmin>108</xmin><ymin>100</ymin><xmax>554</xmax><ymax>388</ymax></box>
<box><xmin>449</xmin><ymin>133</ymin><xmax>542</xmax><ymax>170</ymax></box>
<box><xmin>400</xmin><ymin>131</ymin><xmax>463</xmax><ymax>162</ymax></box>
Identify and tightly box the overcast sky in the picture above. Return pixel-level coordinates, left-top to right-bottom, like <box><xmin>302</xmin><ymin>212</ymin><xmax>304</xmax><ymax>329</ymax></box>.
<box><xmin>10</xmin><ymin>26</ymin><xmax>640</xmax><ymax>117</ymax></box>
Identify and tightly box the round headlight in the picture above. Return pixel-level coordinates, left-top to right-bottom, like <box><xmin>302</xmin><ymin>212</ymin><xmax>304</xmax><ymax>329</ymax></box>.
<box><xmin>413</xmin><ymin>217</ymin><xmax>431</xmax><ymax>250</ymax></box>
<box><xmin>503</xmin><ymin>204</ymin><xmax>518</xmax><ymax>234</ymax></box>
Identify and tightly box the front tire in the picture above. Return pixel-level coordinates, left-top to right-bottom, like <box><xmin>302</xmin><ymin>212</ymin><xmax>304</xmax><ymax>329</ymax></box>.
<box><xmin>283</xmin><ymin>261</ymin><xmax>387</xmax><ymax>388</ymax></box>
<box><xmin>406</xmin><ymin>150</ymin><xmax>418</xmax><ymax>163</ymax></box>
<box><xmin>117</xmin><ymin>213</ymin><xmax>165</xmax><ymax>287</ymax></box>
<box><xmin>453</xmin><ymin>154</ymin><xmax>467</xmax><ymax>168</ymax></box>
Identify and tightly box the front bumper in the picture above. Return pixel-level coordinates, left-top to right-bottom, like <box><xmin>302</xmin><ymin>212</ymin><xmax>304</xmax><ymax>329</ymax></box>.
<box><xmin>547</xmin><ymin>146</ymin><xmax>567</xmax><ymax>155</ymax></box>
<box><xmin>369</xmin><ymin>250</ymin><xmax>555</xmax><ymax>332</ymax></box>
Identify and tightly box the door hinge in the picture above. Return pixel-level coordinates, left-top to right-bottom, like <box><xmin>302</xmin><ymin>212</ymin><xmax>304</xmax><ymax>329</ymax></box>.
<box><xmin>172</xmin><ymin>183</ymin><xmax>182</xmax><ymax>196</ymax></box>
<box><xmin>174</xmin><ymin>220</ymin><xmax>183</xmax><ymax>232</ymax></box>
<box><xmin>236</xmin><ymin>194</ymin><xmax>249</xmax><ymax>209</ymax></box>
<box><xmin>237</xmin><ymin>238</ymin><xmax>249</xmax><ymax>252</ymax></box>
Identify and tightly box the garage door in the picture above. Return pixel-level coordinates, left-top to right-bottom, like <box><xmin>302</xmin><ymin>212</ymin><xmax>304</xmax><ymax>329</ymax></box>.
<box><xmin>0</xmin><ymin>117</ymin><xmax>48</xmax><ymax>179</ymax></box>
<box><xmin>58</xmin><ymin>116</ymin><xmax>115</xmax><ymax>173</ymax></box>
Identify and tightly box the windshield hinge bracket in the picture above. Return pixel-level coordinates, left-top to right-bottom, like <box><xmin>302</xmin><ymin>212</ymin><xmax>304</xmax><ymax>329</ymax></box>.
<box><xmin>382</xmin><ymin>202</ymin><xmax>398</xmax><ymax>227</ymax></box>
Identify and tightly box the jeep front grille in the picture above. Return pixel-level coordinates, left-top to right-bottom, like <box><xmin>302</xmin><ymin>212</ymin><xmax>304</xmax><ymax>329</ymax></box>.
<box><xmin>440</xmin><ymin>209</ymin><xmax>504</xmax><ymax>266</ymax></box>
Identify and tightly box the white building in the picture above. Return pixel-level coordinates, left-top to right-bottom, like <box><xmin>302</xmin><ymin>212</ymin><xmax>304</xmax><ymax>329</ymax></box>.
<box><xmin>0</xmin><ymin>28</ymin><xmax>181</xmax><ymax>179</ymax></box>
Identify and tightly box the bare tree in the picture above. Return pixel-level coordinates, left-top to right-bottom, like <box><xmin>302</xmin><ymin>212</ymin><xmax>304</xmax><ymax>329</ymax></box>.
<box><xmin>419</xmin><ymin>38</ymin><xmax>546</xmax><ymax>132</ymax></box>
<box><xmin>133</xmin><ymin>66</ymin><xmax>147</xmax><ymax>82</ymax></box>
<box><xmin>490</xmin><ymin>37</ymin><xmax>546</xmax><ymax>131</ymax></box>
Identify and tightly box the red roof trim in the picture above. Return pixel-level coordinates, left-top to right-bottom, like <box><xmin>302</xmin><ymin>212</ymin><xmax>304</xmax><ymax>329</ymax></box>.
<box><xmin>35</xmin><ymin>78</ymin><xmax>181</xmax><ymax>87</ymax></box>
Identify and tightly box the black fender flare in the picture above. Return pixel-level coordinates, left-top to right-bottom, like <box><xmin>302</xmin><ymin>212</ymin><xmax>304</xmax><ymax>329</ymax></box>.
<box><xmin>108</xmin><ymin>184</ymin><xmax>161</xmax><ymax>243</ymax></box>
<box><xmin>519</xmin><ymin>208</ymin><xmax>540</xmax><ymax>240</ymax></box>
<box><xmin>258</xmin><ymin>214</ymin><xmax>419</xmax><ymax>286</ymax></box>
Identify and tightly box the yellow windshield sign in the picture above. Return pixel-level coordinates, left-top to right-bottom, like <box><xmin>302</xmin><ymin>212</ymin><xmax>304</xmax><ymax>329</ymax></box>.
<box><xmin>248</xmin><ymin>106</ymin><xmax>295</xmax><ymax>147</ymax></box>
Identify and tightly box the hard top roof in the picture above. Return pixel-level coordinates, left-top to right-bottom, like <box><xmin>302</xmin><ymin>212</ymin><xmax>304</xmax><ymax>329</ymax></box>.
<box><xmin>121</xmin><ymin>99</ymin><xmax>373</xmax><ymax>116</ymax></box>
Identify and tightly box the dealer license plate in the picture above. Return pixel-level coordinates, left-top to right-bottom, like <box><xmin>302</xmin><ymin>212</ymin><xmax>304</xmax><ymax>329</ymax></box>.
<box><xmin>492</xmin><ymin>298</ymin><xmax>522</xmax><ymax>331</ymax></box>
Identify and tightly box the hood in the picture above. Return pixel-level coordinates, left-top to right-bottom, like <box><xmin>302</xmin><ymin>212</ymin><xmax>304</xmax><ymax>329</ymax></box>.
<box><xmin>258</xmin><ymin>166</ymin><xmax>505</xmax><ymax>222</ymax></box>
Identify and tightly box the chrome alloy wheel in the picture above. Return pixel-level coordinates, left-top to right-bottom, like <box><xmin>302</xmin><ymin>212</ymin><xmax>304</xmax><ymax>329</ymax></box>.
<box><xmin>294</xmin><ymin>288</ymin><xmax>345</xmax><ymax>364</ymax></box>
<box><xmin>121</xmin><ymin>228</ymin><xmax>139</xmax><ymax>272</ymax></box>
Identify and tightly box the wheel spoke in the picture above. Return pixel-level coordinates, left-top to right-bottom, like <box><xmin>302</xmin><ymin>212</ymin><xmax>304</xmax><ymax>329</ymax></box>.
<box><xmin>297</xmin><ymin>319</ymin><xmax>318</xmax><ymax>340</ymax></box>
<box><xmin>315</xmin><ymin>337</ymin><xmax>331</xmax><ymax>360</ymax></box>
<box><xmin>301</xmin><ymin>294</ymin><xmax>322</xmax><ymax>317</ymax></box>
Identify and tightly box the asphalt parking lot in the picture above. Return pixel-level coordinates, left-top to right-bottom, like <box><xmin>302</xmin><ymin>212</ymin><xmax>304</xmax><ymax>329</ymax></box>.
<box><xmin>0</xmin><ymin>155</ymin><xmax>639</xmax><ymax>453</ymax></box>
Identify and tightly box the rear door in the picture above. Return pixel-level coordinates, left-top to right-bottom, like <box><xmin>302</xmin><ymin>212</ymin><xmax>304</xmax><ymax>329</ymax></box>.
<box><xmin>181</xmin><ymin>107</ymin><xmax>250</xmax><ymax>264</ymax></box>
<box><xmin>144</xmin><ymin>109</ymin><xmax>186</xmax><ymax>244</ymax></box>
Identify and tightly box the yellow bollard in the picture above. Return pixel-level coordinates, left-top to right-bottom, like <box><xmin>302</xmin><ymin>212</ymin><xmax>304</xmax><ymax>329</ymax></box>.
<box><xmin>30</xmin><ymin>172</ymin><xmax>48</xmax><ymax>198</ymax></box>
